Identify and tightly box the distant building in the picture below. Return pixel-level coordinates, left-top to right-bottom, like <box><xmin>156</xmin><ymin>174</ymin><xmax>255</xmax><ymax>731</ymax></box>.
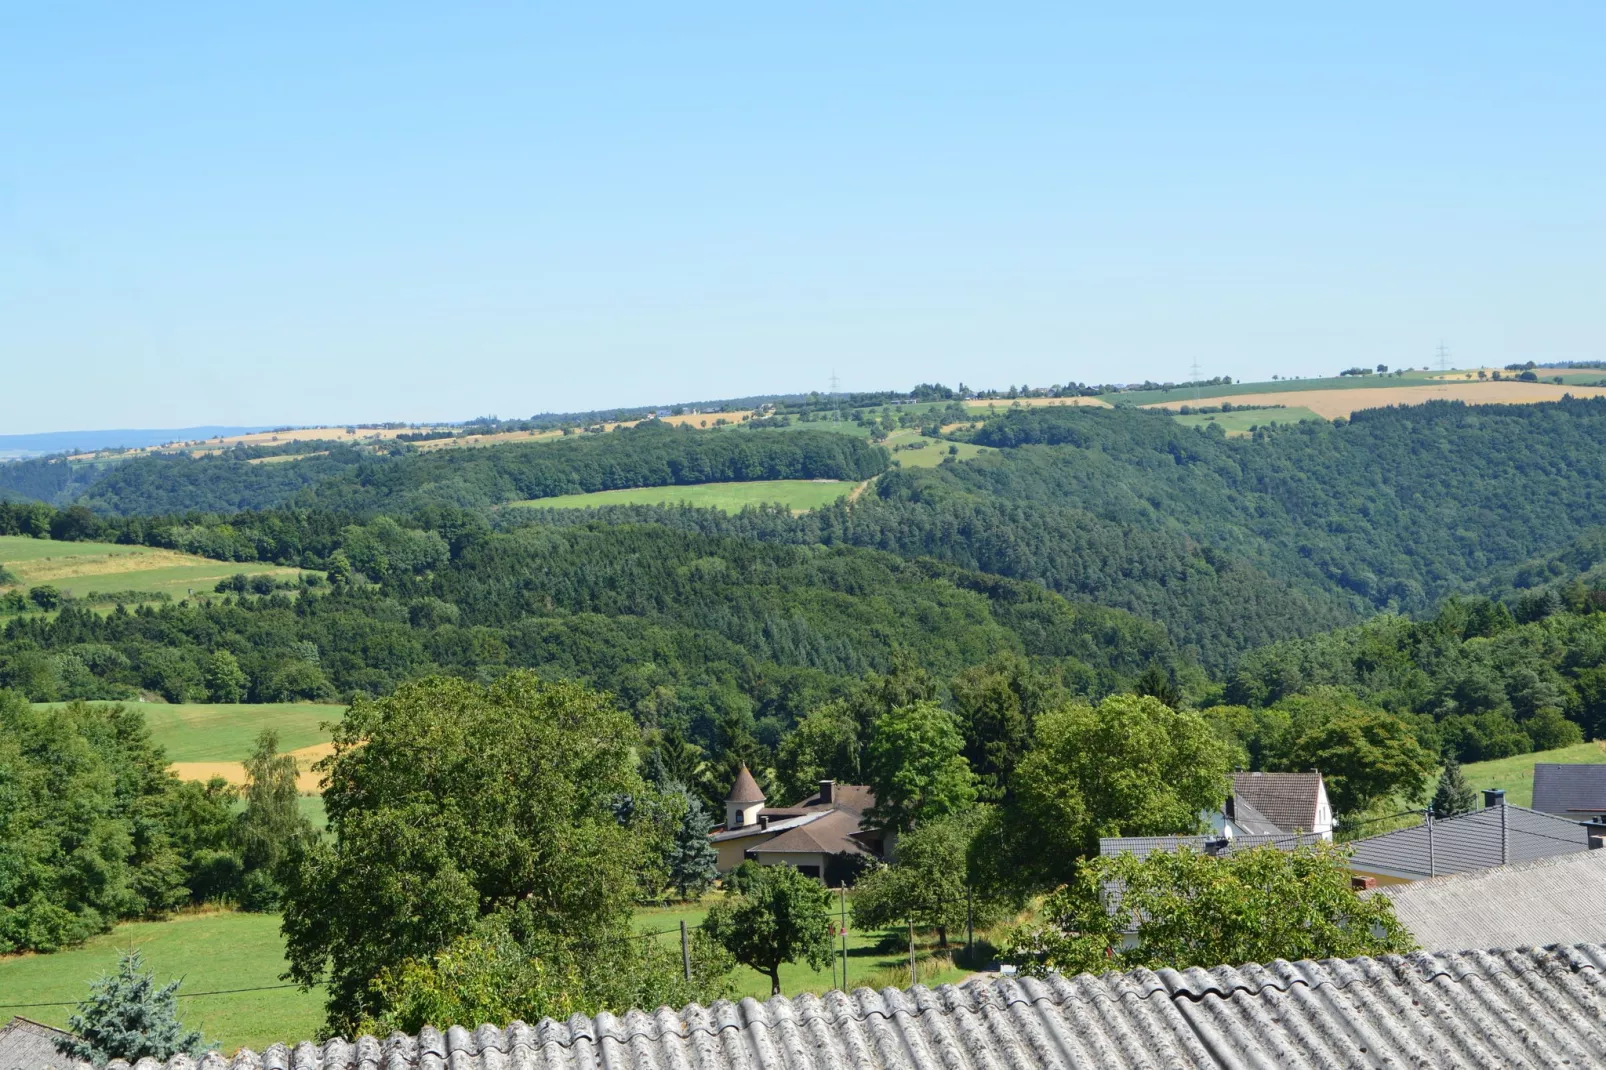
<box><xmin>1532</xmin><ymin>763</ymin><xmax>1606</xmax><ymax>819</ymax></box>
<box><xmin>1347</xmin><ymin>793</ymin><xmax>1593</xmax><ymax>886</ymax></box>
<box><xmin>1372</xmin><ymin>849</ymin><xmax>1606</xmax><ymax>951</ymax></box>
<box><xmin>709</xmin><ymin>767</ymin><xmax>884</xmax><ymax>883</ymax></box>
<box><xmin>1209</xmin><ymin>771</ymin><xmax>1333</xmax><ymax>840</ymax></box>
<box><xmin>0</xmin><ymin>1018</ymin><xmax>82</xmax><ymax>1070</ymax></box>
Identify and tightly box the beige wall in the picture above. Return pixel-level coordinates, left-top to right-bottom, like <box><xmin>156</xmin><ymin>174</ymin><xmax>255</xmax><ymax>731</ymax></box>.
<box><xmin>715</xmin><ymin>834</ymin><xmax>771</xmax><ymax>872</ymax></box>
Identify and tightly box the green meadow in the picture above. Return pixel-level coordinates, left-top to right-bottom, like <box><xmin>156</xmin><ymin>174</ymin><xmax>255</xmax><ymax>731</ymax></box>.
<box><xmin>0</xmin><ymin>910</ymin><xmax>323</xmax><ymax>1054</ymax></box>
<box><xmin>509</xmin><ymin>479</ymin><xmax>859</xmax><ymax>514</ymax></box>
<box><xmin>0</xmin><ymin>535</ymin><xmax>303</xmax><ymax>602</ymax></box>
<box><xmin>1169</xmin><ymin>406</ymin><xmax>1326</xmax><ymax>435</ymax></box>
<box><xmin>883</xmin><ymin>430</ymin><xmax>990</xmax><ymax>467</ymax></box>
<box><xmin>1461</xmin><ymin>740</ymin><xmax>1606</xmax><ymax>809</ymax></box>
<box><xmin>34</xmin><ymin>701</ymin><xmax>340</xmax><ymax>762</ymax></box>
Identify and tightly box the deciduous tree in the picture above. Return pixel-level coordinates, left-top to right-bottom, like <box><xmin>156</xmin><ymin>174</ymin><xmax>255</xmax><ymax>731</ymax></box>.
<box><xmin>864</xmin><ymin>701</ymin><xmax>977</xmax><ymax>833</ymax></box>
<box><xmin>701</xmin><ymin>863</ymin><xmax>834</xmax><ymax>995</ymax></box>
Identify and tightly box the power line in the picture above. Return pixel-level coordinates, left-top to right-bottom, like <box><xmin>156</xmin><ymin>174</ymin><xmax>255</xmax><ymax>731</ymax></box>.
<box><xmin>0</xmin><ymin>981</ymin><xmax>324</xmax><ymax>1010</ymax></box>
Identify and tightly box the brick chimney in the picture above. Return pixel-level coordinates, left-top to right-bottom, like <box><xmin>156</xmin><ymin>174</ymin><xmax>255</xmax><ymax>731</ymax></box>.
<box><xmin>818</xmin><ymin>779</ymin><xmax>835</xmax><ymax>805</ymax></box>
<box><xmin>1352</xmin><ymin>875</ymin><xmax>1377</xmax><ymax>891</ymax></box>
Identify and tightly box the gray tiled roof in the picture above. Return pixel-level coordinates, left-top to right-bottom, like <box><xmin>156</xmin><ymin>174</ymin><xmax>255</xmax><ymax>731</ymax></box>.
<box><xmin>1347</xmin><ymin>802</ymin><xmax>1590</xmax><ymax>880</ymax></box>
<box><xmin>1230</xmin><ymin>771</ymin><xmax>1321</xmax><ymax>833</ymax></box>
<box><xmin>1224</xmin><ymin>793</ymin><xmax>1283</xmax><ymax>835</ymax></box>
<box><xmin>1375</xmin><ymin>850</ymin><xmax>1606</xmax><ymax>951</ymax></box>
<box><xmin>0</xmin><ymin>1018</ymin><xmax>82</xmax><ymax>1070</ymax></box>
<box><xmin>110</xmin><ymin>945</ymin><xmax>1606</xmax><ymax>1070</ymax></box>
<box><xmin>1099</xmin><ymin>831</ymin><xmax>1318</xmax><ymax>861</ymax></box>
<box><xmin>1531</xmin><ymin>763</ymin><xmax>1606</xmax><ymax>815</ymax></box>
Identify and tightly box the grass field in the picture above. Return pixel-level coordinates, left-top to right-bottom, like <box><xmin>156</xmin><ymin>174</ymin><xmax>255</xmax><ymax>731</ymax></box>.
<box><xmin>1461</xmin><ymin>740</ymin><xmax>1606</xmax><ymax>808</ymax></box>
<box><xmin>0</xmin><ymin>535</ymin><xmax>304</xmax><ymax>602</ymax></box>
<box><xmin>1169</xmin><ymin>406</ymin><xmax>1326</xmax><ymax>434</ymax></box>
<box><xmin>882</xmin><ymin>429</ymin><xmax>990</xmax><ymax>467</ymax></box>
<box><xmin>634</xmin><ymin>897</ymin><xmax>971</xmax><ymax>998</ymax></box>
<box><xmin>508</xmin><ymin>479</ymin><xmax>859</xmax><ymax>514</ymax></box>
<box><xmin>0</xmin><ymin>910</ymin><xmax>323</xmax><ymax>1053</ymax></box>
<box><xmin>36</xmin><ymin>700</ymin><xmax>340</xmax><ymax>762</ymax></box>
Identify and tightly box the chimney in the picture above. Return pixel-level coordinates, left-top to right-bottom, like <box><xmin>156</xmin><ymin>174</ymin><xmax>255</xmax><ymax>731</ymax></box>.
<box><xmin>818</xmin><ymin>779</ymin><xmax>835</xmax><ymax>805</ymax></box>
<box><xmin>759</xmin><ymin>815</ymin><xmax>769</xmax><ymax>831</ymax></box>
<box><xmin>1205</xmin><ymin>837</ymin><xmax>1229</xmax><ymax>857</ymax></box>
<box><xmin>1483</xmin><ymin>789</ymin><xmax>1506</xmax><ymax>809</ymax></box>
<box><xmin>1590</xmin><ymin>833</ymin><xmax>1606</xmax><ymax>851</ymax></box>
<box><xmin>1351</xmin><ymin>875</ymin><xmax>1377</xmax><ymax>891</ymax></box>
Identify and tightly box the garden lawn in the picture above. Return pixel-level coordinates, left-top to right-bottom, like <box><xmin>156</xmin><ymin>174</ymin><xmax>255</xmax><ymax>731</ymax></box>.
<box><xmin>0</xmin><ymin>911</ymin><xmax>322</xmax><ymax>1055</ymax></box>
<box><xmin>1461</xmin><ymin>740</ymin><xmax>1606</xmax><ymax>809</ymax></box>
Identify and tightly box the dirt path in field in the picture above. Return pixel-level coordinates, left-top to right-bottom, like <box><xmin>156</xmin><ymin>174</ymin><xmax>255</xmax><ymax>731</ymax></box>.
<box><xmin>170</xmin><ymin>742</ymin><xmax>334</xmax><ymax>794</ymax></box>
<box><xmin>1142</xmin><ymin>382</ymin><xmax>1606</xmax><ymax>419</ymax></box>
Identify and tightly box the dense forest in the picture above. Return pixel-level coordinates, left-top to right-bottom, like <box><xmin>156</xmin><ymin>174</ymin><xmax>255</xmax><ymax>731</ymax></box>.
<box><xmin>1</xmin><ymin>423</ymin><xmax>888</xmax><ymax>516</ymax></box>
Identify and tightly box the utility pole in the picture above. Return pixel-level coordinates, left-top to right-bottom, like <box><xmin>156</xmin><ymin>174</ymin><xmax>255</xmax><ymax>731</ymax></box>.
<box><xmin>680</xmin><ymin>920</ymin><xmax>692</xmax><ymax>982</ymax></box>
<box><xmin>839</xmin><ymin>886</ymin><xmax>848</xmax><ymax>990</ymax></box>
<box><xmin>909</xmin><ymin>920</ymin><xmax>917</xmax><ymax>986</ymax></box>
<box><xmin>966</xmin><ymin>885</ymin><xmax>975</xmax><ymax>966</ymax></box>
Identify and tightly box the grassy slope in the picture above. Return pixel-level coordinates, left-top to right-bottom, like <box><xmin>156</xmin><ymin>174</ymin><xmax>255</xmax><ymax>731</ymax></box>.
<box><xmin>508</xmin><ymin>480</ymin><xmax>859</xmax><ymax>514</ymax></box>
<box><xmin>883</xmin><ymin>430</ymin><xmax>990</xmax><ymax>467</ymax></box>
<box><xmin>0</xmin><ymin>535</ymin><xmax>302</xmax><ymax>601</ymax></box>
<box><xmin>1461</xmin><ymin>740</ymin><xmax>1606</xmax><ymax>808</ymax></box>
<box><xmin>0</xmin><ymin>911</ymin><xmax>323</xmax><ymax>1054</ymax></box>
<box><xmin>1109</xmin><ymin>370</ymin><xmax>1444</xmax><ymax>406</ymax></box>
<box><xmin>33</xmin><ymin>701</ymin><xmax>339</xmax><ymax>762</ymax></box>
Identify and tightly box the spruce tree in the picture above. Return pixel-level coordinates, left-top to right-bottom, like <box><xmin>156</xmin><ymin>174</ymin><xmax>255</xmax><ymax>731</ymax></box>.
<box><xmin>55</xmin><ymin>949</ymin><xmax>207</xmax><ymax>1068</ymax></box>
<box><xmin>1431</xmin><ymin>756</ymin><xmax>1478</xmax><ymax>818</ymax></box>
<box><xmin>667</xmin><ymin>790</ymin><xmax>719</xmax><ymax>899</ymax></box>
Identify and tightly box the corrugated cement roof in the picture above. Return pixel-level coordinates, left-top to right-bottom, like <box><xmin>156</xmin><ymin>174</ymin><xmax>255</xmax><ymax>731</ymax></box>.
<box><xmin>1347</xmin><ymin>802</ymin><xmax>1590</xmax><ymax>880</ymax></box>
<box><xmin>1374</xmin><ymin>849</ymin><xmax>1606</xmax><ymax>951</ymax></box>
<box><xmin>1531</xmin><ymin>763</ymin><xmax>1606</xmax><ymax>816</ymax></box>
<box><xmin>1099</xmin><ymin>831</ymin><xmax>1320</xmax><ymax>861</ymax></box>
<box><xmin>108</xmin><ymin>944</ymin><xmax>1606</xmax><ymax>1070</ymax></box>
<box><xmin>0</xmin><ymin>1018</ymin><xmax>83</xmax><ymax>1070</ymax></box>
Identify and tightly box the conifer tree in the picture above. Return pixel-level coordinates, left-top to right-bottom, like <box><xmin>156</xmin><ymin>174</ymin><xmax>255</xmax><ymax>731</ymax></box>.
<box><xmin>55</xmin><ymin>950</ymin><xmax>207</xmax><ymax>1068</ymax></box>
<box><xmin>667</xmin><ymin>788</ymin><xmax>719</xmax><ymax>899</ymax></box>
<box><xmin>1431</xmin><ymin>756</ymin><xmax>1478</xmax><ymax>818</ymax></box>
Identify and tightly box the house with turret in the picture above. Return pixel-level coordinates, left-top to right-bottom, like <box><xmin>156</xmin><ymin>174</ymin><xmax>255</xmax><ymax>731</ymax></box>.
<box><xmin>708</xmin><ymin>765</ymin><xmax>884</xmax><ymax>884</ymax></box>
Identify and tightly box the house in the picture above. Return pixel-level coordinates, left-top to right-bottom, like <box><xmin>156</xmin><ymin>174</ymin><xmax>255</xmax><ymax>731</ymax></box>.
<box><xmin>1532</xmin><ymin>762</ymin><xmax>1606</xmax><ymax>819</ymax></box>
<box><xmin>1371</xmin><ymin>849</ymin><xmax>1606</xmax><ymax>951</ymax></box>
<box><xmin>709</xmin><ymin>767</ymin><xmax>884</xmax><ymax>882</ymax></box>
<box><xmin>0</xmin><ymin>1018</ymin><xmax>81</xmax><ymax>1070</ymax></box>
<box><xmin>1347</xmin><ymin>794</ymin><xmax>1593</xmax><ymax>886</ymax></box>
<box><xmin>1208</xmin><ymin>771</ymin><xmax>1333</xmax><ymax>840</ymax></box>
<box><xmin>118</xmin><ymin>943</ymin><xmax>1606</xmax><ymax>1070</ymax></box>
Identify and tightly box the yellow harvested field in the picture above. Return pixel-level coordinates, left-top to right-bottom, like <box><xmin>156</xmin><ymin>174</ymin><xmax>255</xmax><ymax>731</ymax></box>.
<box><xmin>70</xmin><ymin>426</ymin><xmax>451</xmax><ymax>461</ymax></box>
<box><xmin>1142</xmin><ymin>382</ymin><xmax>1606</xmax><ymax>420</ymax></box>
<box><xmin>417</xmin><ymin>410</ymin><xmax>759</xmax><ymax>450</ymax></box>
<box><xmin>965</xmin><ymin>396</ymin><xmax>1111</xmax><ymax>410</ymax></box>
<box><xmin>170</xmin><ymin>742</ymin><xmax>334</xmax><ymax>794</ymax></box>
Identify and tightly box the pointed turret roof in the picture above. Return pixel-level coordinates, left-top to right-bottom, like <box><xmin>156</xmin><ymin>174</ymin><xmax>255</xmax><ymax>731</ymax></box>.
<box><xmin>726</xmin><ymin>764</ymin><xmax>765</xmax><ymax>804</ymax></box>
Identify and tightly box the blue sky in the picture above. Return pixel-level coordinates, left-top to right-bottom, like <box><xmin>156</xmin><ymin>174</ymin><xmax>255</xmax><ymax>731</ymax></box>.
<box><xmin>2</xmin><ymin>3</ymin><xmax>1601</xmax><ymax>433</ymax></box>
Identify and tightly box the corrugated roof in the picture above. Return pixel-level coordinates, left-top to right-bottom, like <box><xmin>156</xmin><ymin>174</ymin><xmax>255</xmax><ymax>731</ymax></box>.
<box><xmin>1374</xmin><ymin>850</ymin><xmax>1606</xmax><ymax>951</ymax></box>
<box><xmin>116</xmin><ymin>945</ymin><xmax>1606</xmax><ymax>1070</ymax></box>
<box><xmin>1347</xmin><ymin>802</ymin><xmax>1590</xmax><ymax>880</ymax></box>
<box><xmin>0</xmin><ymin>1017</ymin><xmax>82</xmax><ymax>1070</ymax></box>
<box><xmin>709</xmin><ymin>812</ymin><xmax>823</xmax><ymax>844</ymax></box>
<box><xmin>1531</xmin><ymin>763</ymin><xmax>1606</xmax><ymax>815</ymax></box>
<box><xmin>1230</xmin><ymin>771</ymin><xmax>1321</xmax><ymax>833</ymax></box>
<box><xmin>725</xmin><ymin>766</ymin><xmax>765</xmax><ymax>804</ymax></box>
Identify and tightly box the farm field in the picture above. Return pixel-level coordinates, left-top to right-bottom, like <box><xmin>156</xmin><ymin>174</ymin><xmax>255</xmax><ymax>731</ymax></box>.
<box><xmin>964</xmin><ymin>396</ymin><xmax>1110</xmax><ymax>411</ymax></box>
<box><xmin>1111</xmin><ymin>371</ymin><xmax>1444</xmax><ymax>407</ymax></box>
<box><xmin>508</xmin><ymin>479</ymin><xmax>859</xmax><ymax>514</ymax></box>
<box><xmin>1142</xmin><ymin>381</ymin><xmax>1606</xmax><ymax>420</ymax></box>
<box><xmin>0</xmin><ymin>535</ymin><xmax>303</xmax><ymax>602</ymax></box>
<box><xmin>0</xmin><ymin>910</ymin><xmax>323</xmax><ymax>1054</ymax></box>
<box><xmin>1169</xmin><ymin>406</ymin><xmax>1325</xmax><ymax>434</ymax></box>
<box><xmin>1461</xmin><ymin>740</ymin><xmax>1606</xmax><ymax>809</ymax></box>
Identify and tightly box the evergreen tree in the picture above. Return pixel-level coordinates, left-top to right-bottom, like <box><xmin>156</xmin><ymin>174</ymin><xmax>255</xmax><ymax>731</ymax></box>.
<box><xmin>1430</xmin><ymin>756</ymin><xmax>1478</xmax><ymax>818</ymax></box>
<box><xmin>666</xmin><ymin>789</ymin><xmax>719</xmax><ymax>899</ymax></box>
<box><xmin>55</xmin><ymin>949</ymin><xmax>207</xmax><ymax>1068</ymax></box>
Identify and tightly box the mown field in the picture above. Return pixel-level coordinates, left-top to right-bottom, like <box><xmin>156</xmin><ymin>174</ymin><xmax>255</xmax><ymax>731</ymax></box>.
<box><xmin>1169</xmin><ymin>406</ymin><xmax>1326</xmax><ymax>434</ymax></box>
<box><xmin>0</xmin><ymin>535</ymin><xmax>303</xmax><ymax>602</ymax></box>
<box><xmin>0</xmin><ymin>910</ymin><xmax>323</xmax><ymax>1054</ymax></box>
<box><xmin>508</xmin><ymin>479</ymin><xmax>861</xmax><ymax>514</ymax></box>
<box><xmin>1461</xmin><ymin>740</ymin><xmax>1606</xmax><ymax>809</ymax></box>
<box><xmin>1141</xmin><ymin>380</ymin><xmax>1606</xmax><ymax>420</ymax></box>
<box><xmin>0</xmin><ymin>896</ymin><xmax>974</xmax><ymax>1055</ymax></box>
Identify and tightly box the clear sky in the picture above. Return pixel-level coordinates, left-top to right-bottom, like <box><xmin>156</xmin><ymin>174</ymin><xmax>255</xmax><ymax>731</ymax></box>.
<box><xmin>2</xmin><ymin>3</ymin><xmax>1601</xmax><ymax>433</ymax></box>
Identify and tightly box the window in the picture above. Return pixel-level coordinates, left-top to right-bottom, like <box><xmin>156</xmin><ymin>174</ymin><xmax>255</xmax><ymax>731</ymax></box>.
<box><xmin>796</xmin><ymin>865</ymin><xmax>821</xmax><ymax>879</ymax></box>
